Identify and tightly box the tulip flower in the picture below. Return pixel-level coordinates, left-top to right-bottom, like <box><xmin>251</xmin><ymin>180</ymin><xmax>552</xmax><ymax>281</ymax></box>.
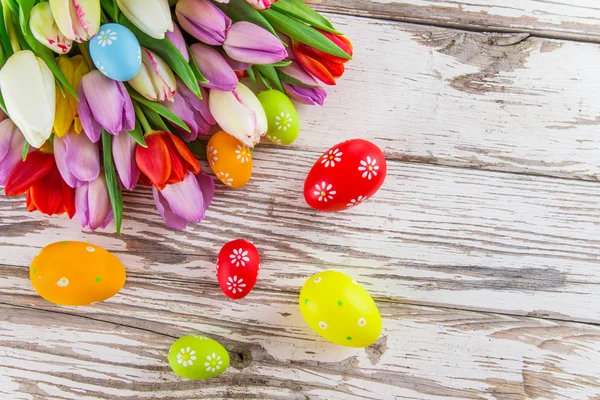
<box><xmin>293</xmin><ymin>29</ymin><xmax>353</xmax><ymax>85</ymax></box>
<box><xmin>53</xmin><ymin>129</ymin><xmax>100</xmax><ymax>188</ymax></box>
<box><xmin>153</xmin><ymin>171</ymin><xmax>214</xmax><ymax>230</ymax></box>
<box><xmin>136</xmin><ymin>130</ymin><xmax>200</xmax><ymax>190</ymax></box>
<box><xmin>209</xmin><ymin>82</ymin><xmax>267</xmax><ymax>147</ymax></box>
<box><xmin>244</xmin><ymin>0</ymin><xmax>277</xmax><ymax>9</ymax></box>
<box><xmin>4</xmin><ymin>150</ymin><xmax>75</xmax><ymax>218</ymax></box>
<box><xmin>166</xmin><ymin>22</ymin><xmax>189</xmax><ymax>62</ymax></box>
<box><xmin>223</xmin><ymin>22</ymin><xmax>287</xmax><ymax>65</ymax></box>
<box><xmin>112</xmin><ymin>132</ymin><xmax>140</xmax><ymax>190</ymax></box>
<box><xmin>30</xmin><ymin>2</ymin><xmax>73</xmax><ymax>54</ymax></box>
<box><xmin>0</xmin><ymin>51</ymin><xmax>56</xmax><ymax>148</ymax></box>
<box><xmin>190</xmin><ymin>43</ymin><xmax>238</xmax><ymax>91</ymax></box>
<box><xmin>76</xmin><ymin>175</ymin><xmax>113</xmax><ymax>231</ymax></box>
<box><xmin>117</xmin><ymin>0</ymin><xmax>174</xmax><ymax>40</ymax></box>
<box><xmin>281</xmin><ymin>61</ymin><xmax>327</xmax><ymax>106</ymax></box>
<box><xmin>129</xmin><ymin>48</ymin><xmax>177</xmax><ymax>102</ymax></box>
<box><xmin>49</xmin><ymin>0</ymin><xmax>101</xmax><ymax>43</ymax></box>
<box><xmin>0</xmin><ymin>120</ymin><xmax>27</xmax><ymax>185</ymax></box>
<box><xmin>54</xmin><ymin>55</ymin><xmax>90</xmax><ymax>137</ymax></box>
<box><xmin>176</xmin><ymin>0</ymin><xmax>231</xmax><ymax>46</ymax></box>
<box><xmin>77</xmin><ymin>70</ymin><xmax>135</xmax><ymax>142</ymax></box>
<box><xmin>164</xmin><ymin>81</ymin><xmax>215</xmax><ymax>142</ymax></box>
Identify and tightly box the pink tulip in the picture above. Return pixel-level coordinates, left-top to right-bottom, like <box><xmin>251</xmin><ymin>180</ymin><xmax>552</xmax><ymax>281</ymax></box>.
<box><xmin>76</xmin><ymin>174</ymin><xmax>113</xmax><ymax>231</ymax></box>
<box><xmin>281</xmin><ymin>61</ymin><xmax>327</xmax><ymax>106</ymax></box>
<box><xmin>176</xmin><ymin>0</ymin><xmax>231</xmax><ymax>46</ymax></box>
<box><xmin>0</xmin><ymin>119</ymin><xmax>26</xmax><ymax>185</ymax></box>
<box><xmin>223</xmin><ymin>22</ymin><xmax>287</xmax><ymax>64</ymax></box>
<box><xmin>153</xmin><ymin>171</ymin><xmax>215</xmax><ymax>230</ymax></box>
<box><xmin>244</xmin><ymin>0</ymin><xmax>277</xmax><ymax>10</ymax></box>
<box><xmin>53</xmin><ymin>129</ymin><xmax>101</xmax><ymax>188</ymax></box>
<box><xmin>112</xmin><ymin>132</ymin><xmax>140</xmax><ymax>190</ymax></box>
<box><xmin>163</xmin><ymin>80</ymin><xmax>215</xmax><ymax>142</ymax></box>
<box><xmin>166</xmin><ymin>22</ymin><xmax>189</xmax><ymax>62</ymax></box>
<box><xmin>77</xmin><ymin>71</ymin><xmax>135</xmax><ymax>142</ymax></box>
<box><xmin>190</xmin><ymin>43</ymin><xmax>238</xmax><ymax>91</ymax></box>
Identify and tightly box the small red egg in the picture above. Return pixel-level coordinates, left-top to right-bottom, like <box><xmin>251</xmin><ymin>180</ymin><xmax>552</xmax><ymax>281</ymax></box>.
<box><xmin>304</xmin><ymin>139</ymin><xmax>387</xmax><ymax>212</ymax></box>
<box><xmin>216</xmin><ymin>239</ymin><xmax>260</xmax><ymax>299</ymax></box>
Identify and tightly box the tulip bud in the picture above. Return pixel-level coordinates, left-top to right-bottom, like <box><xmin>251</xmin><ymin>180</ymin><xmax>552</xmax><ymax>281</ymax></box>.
<box><xmin>53</xmin><ymin>129</ymin><xmax>101</xmax><ymax>188</ymax></box>
<box><xmin>0</xmin><ymin>120</ymin><xmax>27</xmax><ymax>185</ymax></box>
<box><xmin>49</xmin><ymin>0</ymin><xmax>101</xmax><ymax>43</ymax></box>
<box><xmin>0</xmin><ymin>51</ymin><xmax>56</xmax><ymax>148</ymax></box>
<box><xmin>244</xmin><ymin>0</ymin><xmax>277</xmax><ymax>10</ymax></box>
<box><xmin>281</xmin><ymin>61</ymin><xmax>327</xmax><ymax>106</ymax></box>
<box><xmin>176</xmin><ymin>0</ymin><xmax>231</xmax><ymax>45</ymax></box>
<box><xmin>166</xmin><ymin>23</ymin><xmax>189</xmax><ymax>62</ymax></box>
<box><xmin>129</xmin><ymin>48</ymin><xmax>177</xmax><ymax>102</ymax></box>
<box><xmin>54</xmin><ymin>55</ymin><xmax>90</xmax><ymax>137</ymax></box>
<box><xmin>112</xmin><ymin>131</ymin><xmax>140</xmax><ymax>190</ymax></box>
<box><xmin>209</xmin><ymin>82</ymin><xmax>267</xmax><ymax>147</ymax></box>
<box><xmin>190</xmin><ymin>43</ymin><xmax>238</xmax><ymax>91</ymax></box>
<box><xmin>76</xmin><ymin>174</ymin><xmax>113</xmax><ymax>231</ymax></box>
<box><xmin>30</xmin><ymin>3</ymin><xmax>73</xmax><ymax>54</ymax></box>
<box><xmin>164</xmin><ymin>81</ymin><xmax>215</xmax><ymax>142</ymax></box>
<box><xmin>223</xmin><ymin>22</ymin><xmax>287</xmax><ymax>65</ymax></box>
<box><xmin>117</xmin><ymin>0</ymin><xmax>174</xmax><ymax>40</ymax></box>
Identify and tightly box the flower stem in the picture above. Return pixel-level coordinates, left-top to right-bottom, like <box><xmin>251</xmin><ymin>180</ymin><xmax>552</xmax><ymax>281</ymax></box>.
<box><xmin>2</xmin><ymin>0</ymin><xmax>20</xmax><ymax>53</ymax></box>
<box><xmin>133</xmin><ymin>101</ymin><xmax>152</xmax><ymax>133</ymax></box>
<box><xmin>77</xmin><ymin>42</ymin><xmax>94</xmax><ymax>70</ymax></box>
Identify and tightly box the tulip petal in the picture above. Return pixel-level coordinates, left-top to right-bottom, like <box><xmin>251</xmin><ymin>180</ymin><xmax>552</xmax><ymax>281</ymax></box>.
<box><xmin>28</xmin><ymin>165</ymin><xmax>64</xmax><ymax>216</ymax></box>
<box><xmin>77</xmin><ymin>82</ymin><xmax>102</xmax><ymax>142</ymax></box>
<box><xmin>81</xmin><ymin>175</ymin><xmax>113</xmax><ymax>230</ymax></box>
<box><xmin>294</xmin><ymin>49</ymin><xmax>336</xmax><ymax>85</ymax></box>
<box><xmin>0</xmin><ymin>120</ymin><xmax>26</xmax><ymax>185</ymax></box>
<box><xmin>190</xmin><ymin>43</ymin><xmax>238</xmax><ymax>91</ymax></box>
<box><xmin>50</xmin><ymin>0</ymin><xmax>101</xmax><ymax>42</ymax></box>
<box><xmin>153</xmin><ymin>186</ymin><xmax>189</xmax><ymax>230</ymax></box>
<box><xmin>4</xmin><ymin>151</ymin><xmax>54</xmax><ymax>196</ymax></box>
<box><xmin>196</xmin><ymin>171</ymin><xmax>215</xmax><ymax>208</ymax></box>
<box><xmin>166</xmin><ymin>22</ymin><xmax>189</xmax><ymax>62</ymax></box>
<box><xmin>223</xmin><ymin>22</ymin><xmax>287</xmax><ymax>65</ymax></box>
<box><xmin>164</xmin><ymin>91</ymin><xmax>198</xmax><ymax>142</ymax></box>
<box><xmin>117</xmin><ymin>81</ymin><xmax>136</xmax><ymax>132</ymax></box>
<box><xmin>135</xmin><ymin>132</ymin><xmax>172</xmax><ymax>190</ymax></box>
<box><xmin>160</xmin><ymin>172</ymin><xmax>206</xmax><ymax>223</ymax></box>
<box><xmin>166</xmin><ymin>132</ymin><xmax>200</xmax><ymax>175</ymax></box>
<box><xmin>209</xmin><ymin>89</ymin><xmax>257</xmax><ymax>146</ymax></box>
<box><xmin>175</xmin><ymin>0</ymin><xmax>231</xmax><ymax>45</ymax></box>
<box><xmin>81</xmin><ymin>71</ymin><xmax>129</xmax><ymax>135</ymax></box>
<box><xmin>117</xmin><ymin>0</ymin><xmax>173</xmax><ymax>40</ymax></box>
<box><xmin>113</xmin><ymin>132</ymin><xmax>140</xmax><ymax>190</ymax></box>
<box><xmin>54</xmin><ymin>130</ymin><xmax>100</xmax><ymax>188</ymax></box>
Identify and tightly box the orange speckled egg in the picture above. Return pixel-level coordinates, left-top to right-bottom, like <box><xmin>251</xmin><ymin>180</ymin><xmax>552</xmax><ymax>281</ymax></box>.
<box><xmin>30</xmin><ymin>241</ymin><xmax>126</xmax><ymax>306</ymax></box>
<box><xmin>207</xmin><ymin>130</ymin><xmax>252</xmax><ymax>189</ymax></box>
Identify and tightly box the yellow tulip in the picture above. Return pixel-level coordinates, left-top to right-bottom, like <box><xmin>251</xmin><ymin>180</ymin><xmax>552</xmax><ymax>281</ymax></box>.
<box><xmin>53</xmin><ymin>55</ymin><xmax>89</xmax><ymax>137</ymax></box>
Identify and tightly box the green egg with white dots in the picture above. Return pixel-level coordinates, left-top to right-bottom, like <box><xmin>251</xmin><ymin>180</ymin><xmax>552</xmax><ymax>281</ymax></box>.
<box><xmin>257</xmin><ymin>90</ymin><xmax>300</xmax><ymax>145</ymax></box>
<box><xmin>168</xmin><ymin>335</ymin><xmax>230</xmax><ymax>380</ymax></box>
<box><xmin>299</xmin><ymin>270</ymin><xmax>382</xmax><ymax>348</ymax></box>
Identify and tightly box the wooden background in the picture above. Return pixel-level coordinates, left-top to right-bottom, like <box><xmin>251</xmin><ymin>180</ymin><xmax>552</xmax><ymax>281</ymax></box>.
<box><xmin>2</xmin><ymin>1</ymin><xmax>600</xmax><ymax>399</ymax></box>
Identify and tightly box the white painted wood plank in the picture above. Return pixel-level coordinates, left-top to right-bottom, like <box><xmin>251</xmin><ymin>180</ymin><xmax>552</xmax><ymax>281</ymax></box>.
<box><xmin>316</xmin><ymin>0</ymin><xmax>600</xmax><ymax>43</ymax></box>
<box><xmin>1</xmin><ymin>151</ymin><xmax>600</xmax><ymax>323</ymax></box>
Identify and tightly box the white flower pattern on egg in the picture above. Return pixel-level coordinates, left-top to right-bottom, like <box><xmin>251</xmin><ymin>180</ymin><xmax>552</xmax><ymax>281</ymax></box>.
<box><xmin>321</xmin><ymin>148</ymin><xmax>342</xmax><ymax>168</ymax></box>
<box><xmin>95</xmin><ymin>61</ymin><xmax>107</xmax><ymax>76</ymax></box>
<box><xmin>314</xmin><ymin>276</ymin><xmax>322</xmax><ymax>283</ymax></box>
<box><xmin>97</xmin><ymin>29</ymin><xmax>117</xmax><ymax>47</ymax></box>
<box><xmin>347</xmin><ymin>195</ymin><xmax>368</xmax><ymax>208</ymax></box>
<box><xmin>358</xmin><ymin>156</ymin><xmax>380</xmax><ymax>180</ymax></box>
<box><xmin>57</xmin><ymin>277</ymin><xmax>69</xmax><ymax>287</ymax></box>
<box><xmin>319</xmin><ymin>321</ymin><xmax>328</xmax><ymax>330</ymax></box>
<box><xmin>358</xmin><ymin>318</ymin><xmax>367</xmax><ymax>327</ymax></box>
<box><xmin>86</xmin><ymin>246</ymin><xmax>95</xmax><ymax>253</ymax></box>
<box><xmin>204</xmin><ymin>353</ymin><xmax>223</xmax><ymax>372</ymax></box>
<box><xmin>266</xmin><ymin>134</ymin><xmax>282</xmax><ymax>145</ymax></box>
<box><xmin>313</xmin><ymin>182</ymin><xmax>336</xmax><ymax>202</ymax></box>
<box><xmin>235</xmin><ymin>144</ymin><xmax>251</xmax><ymax>164</ymax></box>
<box><xmin>177</xmin><ymin>347</ymin><xmax>196</xmax><ymax>367</ymax></box>
<box><xmin>207</xmin><ymin>145</ymin><xmax>218</xmax><ymax>166</ymax></box>
<box><xmin>227</xmin><ymin>276</ymin><xmax>246</xmax><ymax>294</ymax></box>
<box><xmin>275</xmin><ymin>112</ymin><xmax>292</xmax><ymax>131</ymax></box>
<box><xmin>216</xmin><ymin>172</ymin><xmax>234</xmax><ymax>187</ymax></box>
<box><xmin>230</xmin><ymin>248</ymin><xmax>250</xmax><ymax>267</ymax></box>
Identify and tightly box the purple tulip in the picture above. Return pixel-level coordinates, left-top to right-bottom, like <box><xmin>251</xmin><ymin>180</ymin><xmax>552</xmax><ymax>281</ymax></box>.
<box><xmin>53</xmin><ymin>130</ymin><xmax>100</xmax><ymax>188</ymax></box>
<box><xmin>176</xmin><ymin>0</ymin><xmax>231</xmax><ymax>46</ymax></box>
<box><xmin>76</xmin><ymin>174</ymin><xmax>113</xmax><ymax>231</ymax></box>
<box><xmin>112</xmin><ymin>131</ymin><xmax>140</xmax><ymax>190</ymax></box>
<box><xmin>224</xmin><ymin>54</ymin><xmax>251</xmax><ymax>73</ymax></box>
<box><xmin>223</xmin><ymin>22</ymin><xmax>287</xmax><ymax>64</ymax></box>
<box><xmin>164</xmin><ymin>81</ymin><xmax>215</xmax><ymax>142</ymax></box>
<box><xmin>77</xmin><ymin>71</ymin><xmax>135</xmax><ymax>142</ymax></box>
<box><xmin>189</xmin><ymin>43</ymin><xmax>238</xmax><ymax>91</ymax></box>
<box><xmin>281</xmin><ymin>61</ymin><xmax>327</xmax><ymax>106</ymax></box>
<box><xmin>166</xmin><ymin>22</ymin><xmax>189</xmax><ymax>62</ymax></box>
<box><xmin>153</xmin><ymin>171</ymin><xmax>215</xmax><ymax>230</ymax></box>
<box><xmin>0</xmin><ymin>119</ymin><xmax>26</xmax><ymax>185</ymax></box>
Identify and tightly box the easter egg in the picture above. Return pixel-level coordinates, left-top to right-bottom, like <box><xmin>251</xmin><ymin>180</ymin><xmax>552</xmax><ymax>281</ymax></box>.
<box><xmin>300</xmin><ymin>271</ymin><xmax>381</xmax><ymax>348</ymax></box>
<box><xmin>30</xmin><ymin>241</ymin><xmax>126</xmax><ymax>306</ymax></box>
<box><xmin>304</xmin><ymin>139</ymin><xmax>387</xmax><ymax>212</ymax></box>
<box><xmin>208</xmin><ymin>130</ymin><xmax>252</xmax><ymax>189</ymax></box>
<box><xmin>90</xmin><ymin>23</ymin><xmax>141</xmax><ymax>81</ymax></box>
<box><xmin>168</xmin><ymin>335</ymin><xmax>230</xmax><ymax>380</ymax></box>
<box><xmin>216</xmin><ymin>239</ymin><xmax>260</xmax><ymax>299</ymax></box>
<box><xmin>257</xmin><ymin>90</ymin><xmax>300</xmax><ymax>145</ymax></box>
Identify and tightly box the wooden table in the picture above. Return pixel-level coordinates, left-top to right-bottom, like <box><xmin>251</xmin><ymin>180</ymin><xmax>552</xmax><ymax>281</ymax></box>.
<box><xmin>2</xmin><ymin>1</ymin><xmax>600</xmax><ymax>399</ymax></box>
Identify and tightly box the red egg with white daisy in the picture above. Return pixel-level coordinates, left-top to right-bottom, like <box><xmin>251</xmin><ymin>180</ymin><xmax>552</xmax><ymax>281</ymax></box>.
<box><xmin>216</xmin><ymin>239</ymin><xmax>260</xmax><ymax>299</ymax></box>
<box><xmin>304</xmin><ymin>139</ymin><xmax>387</xmax><ymax>212</ymax></box>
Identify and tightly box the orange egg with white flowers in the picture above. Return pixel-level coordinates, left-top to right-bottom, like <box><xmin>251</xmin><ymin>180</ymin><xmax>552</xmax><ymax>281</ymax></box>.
<box><xmin>30</xmin><ymin>241</ymin><xmax>126</xmax><ymax>306</ymax></box>
<box><xmin>207</xmin><ymin>130</ymin><xmax>253</xmax><ymax>189</ymax></box>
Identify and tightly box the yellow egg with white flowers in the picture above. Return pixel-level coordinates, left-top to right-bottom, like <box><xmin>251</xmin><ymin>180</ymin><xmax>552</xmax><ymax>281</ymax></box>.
<box><xmin>299</xmin><ymin>270</ymin><xmax>382</xmax><ymax>348</ymax></box>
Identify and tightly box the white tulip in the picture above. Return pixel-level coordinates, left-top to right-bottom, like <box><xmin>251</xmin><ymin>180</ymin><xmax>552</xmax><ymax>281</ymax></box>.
<box><xmin>29</xmin><ymin>2</ymin><xmax>73</xmax><ymax>54</ymax></box>
<box><xmin>129</xmin><ymin>48</ymin><xmax>177</xmax><ymax>102</ymax></box>
<box><xmin>209</xmin><ymin>82</ymin><xmax>268</xmax><ymax>147</ymax></box>
<box><xmin>117</xmin><ymin>0</ymin><xmax>174</xmax><ymax>39</ymax></box>
<box><xmin>0</xmin><ymin>51</ymin><xmax>56</xmax><ymax>148</ymax></box>
<box><xmin>49</xmin><ymin>0</ymin><xmax>101</xmax><ymax>42</ymax></box>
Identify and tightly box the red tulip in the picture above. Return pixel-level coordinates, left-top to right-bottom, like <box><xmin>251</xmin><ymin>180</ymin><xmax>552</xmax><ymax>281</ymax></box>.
<box><xmin>4</xmin><ymin>149</ymin><xmax>75</xmax><ymax>218</ymax></box>
<box><xmin>135</xmin><ymin>130</ymin><xmax>200</xmax><ymax>190</ymax></box>
<box><xmin>293</xmin><ymin>29</ymin><xmax>353</xmax><ymax>85</ymax></box>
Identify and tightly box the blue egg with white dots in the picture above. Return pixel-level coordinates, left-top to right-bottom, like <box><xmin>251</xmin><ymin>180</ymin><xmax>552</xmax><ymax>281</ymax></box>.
<box><xmin>89</xmin><ymin>23</ymin><xmax>141</xmax><ymax>81</ymax></box>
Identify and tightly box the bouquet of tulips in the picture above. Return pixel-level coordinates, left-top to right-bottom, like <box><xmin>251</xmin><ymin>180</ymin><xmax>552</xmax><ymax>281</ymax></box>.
<box><xmin>0</xmin><ymin>0</ymin><xmax>352</xmax><ymax>233</ymax></box>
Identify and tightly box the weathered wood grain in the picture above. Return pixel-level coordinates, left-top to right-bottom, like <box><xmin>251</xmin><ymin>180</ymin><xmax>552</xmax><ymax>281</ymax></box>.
<box><xmin>2</xmin><ymin>151</ymin><xmax>600</xmax><ymax>323</ymax></box>
<box><xmin>1</xmin><ymin>265</ymin><xmax>600</xmax><ymax>400</ymax></box>
<box><xmin>315</xmin><ymin>1</ymin><xmax>600</xmax><ymax>43</ymax></box>
<box><xmin>265</xmin><ymin>14</ymin><xmax>600</xmax><ymax>181</ymax></box>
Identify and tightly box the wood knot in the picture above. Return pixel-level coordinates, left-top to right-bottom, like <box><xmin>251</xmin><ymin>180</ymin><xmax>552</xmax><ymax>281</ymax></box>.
<box><xmin>229</xmin><ymin>345</ymin><xmax>253</xmax><ymax>369</ymax></box>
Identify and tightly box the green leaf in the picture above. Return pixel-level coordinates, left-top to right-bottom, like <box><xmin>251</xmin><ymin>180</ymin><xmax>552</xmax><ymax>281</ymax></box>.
<box><xmin>255</xmin><ymin>65</ymin><xmax>284</xmax><ymax>92</ymax></box>
<box><xmin>102</xmin><ymin>130</ymin><xmax>124</xmax><ymax>235</ymax></box>
<box><xmin>141</xmin><ymin>103</ymin><xmax>171</xmax><ymax>132</ymax></box>
<box><xmin>265</xmin><ymin>60</ymin><xmax>292</xmax><ymax>68</ymax></box>
<box><xmin>256</xmin><ymin>69</ymin><xmax>271</xmax><ymax>90</ymax></box>
<box><xmin>271</xmin><ymin>0</ymin><xmax>341</xmax><ymax>34</ymax></box>
<box><xmin>214</xmin><ymin>0</ymin><xmax>279</xmax><ymax>39</ymax></box>
<box><xmin>277</xmin><ymin>70</ymin><xmax>320</xmax><ymax>88</ymax></box>
<box><xmin>262</xmin><ymin>9</ymin><xmax>351</xmax><ymax>60</ymax></box>
<box><xmin>128</xmin><ymin>89</ymin><xmax>191</xmax><ymax>132</ymax></box>
<box><xmin>21</xmin><ymin>141</ymin><xmax>29</xmax><ymax>161</ymax></box>
<box><xmin>0</xmin><ymin>0</ymin><xmax>14</xmax><ymax>59</ymax></box>
<box><xmin>126</xmin><ymin>121</ymin><xmax>147</xmax><ymax>148</ymax></box>
<box><xmin>0</xmin><ymin>90</ymin><xmax>8</xmax><ymax>116</ymax></box>
<box><xmin>246</xmin><ymin>66</ymin><xmax>256</xmax><ymax>85</ymax></box>
<box><xmin>119</xmin><ymin>16</ymin><xmax>203</xmax><ymax>98</ymax></box>
<box><xmin>16</xmin><ymin>0</ymin><xmax>36</xmax><ymax>34</ymax></box>
<box><xmin>185</xmin><ymin>139</ymin><xmax>207</xmax><ymax>160</ymax></box>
